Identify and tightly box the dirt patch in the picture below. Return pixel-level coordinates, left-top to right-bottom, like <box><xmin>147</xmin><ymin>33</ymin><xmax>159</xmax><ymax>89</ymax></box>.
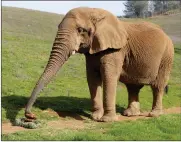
<box><xmin>2</xmin><ymin>107</ymin><xmax>181</xmax><ymax>135</ymax></box>
<box><xmin>2</xmin><ymin>123</ymin><xmax>29</xmax><ymax>134</ymax></box>
<box><xmin>47</xmin><ymin>119</ymin><xmax>85</xmax><ymax>130</ymax></box>
<box><xmin>118</xmin><ymin>107</ymin><xmax>181</xmax><ymax>121</ymax></box>
<box><xmin>164</xmin><ymin>107</ymin><xmax>181</xmax><ymax>114</ymax></box>
<box><xmin>2</xmin><ymin>119</ymin><xmax>86</xmax><ymax>135</ymax></box>
<box><xmin>42</xmin><ymin>109</ymin><xmax>86</xmax><ymax>120</ymax></box>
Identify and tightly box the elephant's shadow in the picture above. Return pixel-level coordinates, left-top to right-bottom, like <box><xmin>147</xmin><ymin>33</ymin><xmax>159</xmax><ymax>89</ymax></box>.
<box><xmin>2</xmin><ymin>95</ymin><xmax>125</xmax><ymax>124</ymax></box>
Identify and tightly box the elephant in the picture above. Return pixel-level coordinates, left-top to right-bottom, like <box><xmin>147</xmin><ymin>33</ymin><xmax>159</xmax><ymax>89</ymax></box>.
<box><xmin>25</xmin><ymin>7</ymin><xmax>174</xmax><ymax>122</ymax></box>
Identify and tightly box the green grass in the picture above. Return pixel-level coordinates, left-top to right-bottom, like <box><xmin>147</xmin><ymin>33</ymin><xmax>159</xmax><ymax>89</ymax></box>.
<box><xmin>2</xmin><ymin>114</ymin><xmax>181</xmax><ymax>140</ymax></box>
<box><xmin>2</xmin><ymin>6</ymin><xmax>181</xmax><ymax>140</ymax></box>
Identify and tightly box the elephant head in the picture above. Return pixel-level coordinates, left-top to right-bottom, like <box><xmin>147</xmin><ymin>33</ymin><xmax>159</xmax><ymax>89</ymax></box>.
<box><xmin>25</xmin><ymin>7</ymin><xmax>128</xmax><ymax>119</ymax></box>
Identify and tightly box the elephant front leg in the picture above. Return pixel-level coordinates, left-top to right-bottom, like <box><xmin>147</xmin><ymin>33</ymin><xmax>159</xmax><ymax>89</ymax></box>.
<box><xmin>99</xmin><ymin>63</ymin><xmax>119</xmax><ymax>122</ymax></box>
<box><xmin>86</xmin><ymin>67</ymin><xmax>104</xmax><ymax>121</ymax></box>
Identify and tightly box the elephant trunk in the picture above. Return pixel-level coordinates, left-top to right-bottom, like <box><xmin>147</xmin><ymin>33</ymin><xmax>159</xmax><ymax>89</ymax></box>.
<box><xmin>25</xmin><ymin>29</ymin><xmax>73</xmax><ymax>118</ymax></box>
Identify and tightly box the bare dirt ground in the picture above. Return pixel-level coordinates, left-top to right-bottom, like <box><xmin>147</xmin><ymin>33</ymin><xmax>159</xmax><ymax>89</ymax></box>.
<box><xmin>2</xmin><ymin>107</ymin><xmax>181</xmax><ymax>135</ymax></box>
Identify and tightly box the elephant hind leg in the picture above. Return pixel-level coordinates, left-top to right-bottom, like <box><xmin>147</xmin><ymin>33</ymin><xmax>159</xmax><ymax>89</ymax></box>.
<box><xmin>149</xmin><ymin>86</ymin><xmax>164</xmax><ymax>117</ymax></box>
<box><xmin>149</xmin><ymin>56</ymin><xmax>172</xmax><ymax>117</ymax></box>
<box><xmin>123</xmin><ymin>84</ymin><xmax>144</xmax><ymax>116</ymax></box>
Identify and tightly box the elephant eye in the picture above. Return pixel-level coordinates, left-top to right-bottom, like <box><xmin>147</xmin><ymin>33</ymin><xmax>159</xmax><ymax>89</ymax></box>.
<box><xmin>77</xmin><ymin>27</ymin><xmax>83</xmax><ymax>33</ymax></box>
<box><xmin>77</xmin><ymin>27</ymin><xmax>87</xmax><ymax>33</ymax></box>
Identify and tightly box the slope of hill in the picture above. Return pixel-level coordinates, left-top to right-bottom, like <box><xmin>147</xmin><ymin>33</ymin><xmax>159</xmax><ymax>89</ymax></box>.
<box><xmin>147</xmin><ymin>13</ymin><xmax>181</xmax><ymax>43</ymax></box>
<box><xmin>2</xmin><ymin>6</ymin><xmax>181</xmax><ymax>141</ymax></box>
<box><xmin>2</xmin><ymin>6</ymin><xmax>64</xmax><ymax>41</ymax></box>
<box><xmin>121</xmin><ymin>12</ymin><xmax>181</xmax><ymax>44</ymax></box>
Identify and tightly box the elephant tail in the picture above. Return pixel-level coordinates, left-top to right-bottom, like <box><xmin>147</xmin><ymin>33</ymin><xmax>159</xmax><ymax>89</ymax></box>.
<box><xmin>164</xmin><ymin>85</ymin><xmax>169</xmax><ymax>94</ymax></box>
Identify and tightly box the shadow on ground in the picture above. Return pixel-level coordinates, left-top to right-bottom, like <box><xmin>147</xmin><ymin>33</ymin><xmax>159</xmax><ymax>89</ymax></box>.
<box><xmin>2</xmin><ymin>95</ymin><xmax>125</xmax><ymax>124</ymax></box>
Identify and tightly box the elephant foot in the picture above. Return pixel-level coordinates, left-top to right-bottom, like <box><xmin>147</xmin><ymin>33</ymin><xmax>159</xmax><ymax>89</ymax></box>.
<box><xmin>25</xmin><ymin>112</ymin><xmax>36</xmax><ymax>120</ymax></box>
<box><xmin>123</xmin><ymin>102</ymin><xmax>140</xmax><ymax>116</ymax></box>
<box><xmin>91</xmin><ymin>109</ymin><xmax>104</xmax><ymax>121</ymax></box>
<box><xmin>99</xmin><ymin>112</ymin><xmax>118</xmax><ymax>122</ymax></box>
<box><xmin>148</xmin><ymin>109</ymin><xmax>163</xmax><ymax>117</ymax></box>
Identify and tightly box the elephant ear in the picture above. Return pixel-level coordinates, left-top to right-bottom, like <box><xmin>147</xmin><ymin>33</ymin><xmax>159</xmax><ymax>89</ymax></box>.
<box><xmin>89</xmin><ymin>8</ymin><xmax>128</xmax><ymax>54</ymax></box>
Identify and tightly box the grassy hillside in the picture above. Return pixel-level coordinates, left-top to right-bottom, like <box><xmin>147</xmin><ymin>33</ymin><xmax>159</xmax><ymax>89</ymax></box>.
<box><xmin>121</xmin><ymin>12</ymin><xmax>181</xmax><ymax>44</ymax></box>
<box><xmin>2</xmin><ymin>6</ymin><xmax>64</xmax><ymax>41</ymax></box>
<box><xmin>2</xmin><ymin>6</ymin><xmax>181</xmax><ymax>140</ymax></box>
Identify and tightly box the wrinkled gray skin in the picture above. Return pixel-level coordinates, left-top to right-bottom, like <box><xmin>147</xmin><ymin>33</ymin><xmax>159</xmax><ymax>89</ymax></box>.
<box><xmin>25</xmin><ymin>8</ymin><xmax>94</xmax><ymax>120</ymax></box>
<box><xmin>25</xmin><ymin>7</ymin><xmax>174</xmax><ymax>122</ymax></box>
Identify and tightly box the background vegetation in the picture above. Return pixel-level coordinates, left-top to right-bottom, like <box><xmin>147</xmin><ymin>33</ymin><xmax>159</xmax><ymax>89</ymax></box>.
<box><xmin>2</xmin><ymin>6</ymin><xmax>181</xmax><ymax>140</ymax></box>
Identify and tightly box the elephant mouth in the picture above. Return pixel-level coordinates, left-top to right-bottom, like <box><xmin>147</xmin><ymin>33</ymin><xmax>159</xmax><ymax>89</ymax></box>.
<box><xmin>72</xmin><ymin>43</ymin><xmax>90</xmax><ymax>55</ymax></box>
<box><xmin>78</xmin><ymin>47</ymin><xmax>90</xmax><ymax>54</ymax></box>
<box><xmin>80</xmin><ymin>43</ymin><xmax>89</xmax><ymax>48</ymax></box>
<box><xmin>78</xmin><ymin>43</ymin><xmax>90</xmax><ymax>54</ymax></box>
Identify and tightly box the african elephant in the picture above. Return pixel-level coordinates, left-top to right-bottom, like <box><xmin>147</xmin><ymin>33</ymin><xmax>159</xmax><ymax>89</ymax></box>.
<box><xmin>25</xmin><ymin>7</ymin><xmax>174</xmax><ymax>122</ymax></box>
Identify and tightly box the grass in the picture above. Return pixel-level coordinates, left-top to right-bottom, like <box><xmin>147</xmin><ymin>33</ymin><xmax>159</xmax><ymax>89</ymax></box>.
<box><xmin>2</xmin><ymin>114</ymin><xmax>181</xmax><ymax>140</ymax></box>
<box><xmin>2</xmin><ymin>6</ymin><xmax>181</xmax><ymax>140</ymax></box>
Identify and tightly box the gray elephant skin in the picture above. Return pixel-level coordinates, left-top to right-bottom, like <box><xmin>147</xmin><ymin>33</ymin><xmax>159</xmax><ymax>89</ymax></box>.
<box><xmin>25</xmin><ymin>7</ymin><xmax>174</xmax><ymax>122</ymax></box>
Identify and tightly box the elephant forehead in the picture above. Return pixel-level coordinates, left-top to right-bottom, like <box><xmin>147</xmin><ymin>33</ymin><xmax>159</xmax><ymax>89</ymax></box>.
<box><xmin>67</xmin><ymin>7</ymin><xmax>90</xmax><ymax>19</ymax></box>
<box><xmin>65</xmin><ymin>8</ymin><xmax>92</xmax><ymax>28</ymax></box>
<box><xmin>60</xmin><ymin>18</ymin><xmax>77</xmax><ymax>29</ymax></box>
